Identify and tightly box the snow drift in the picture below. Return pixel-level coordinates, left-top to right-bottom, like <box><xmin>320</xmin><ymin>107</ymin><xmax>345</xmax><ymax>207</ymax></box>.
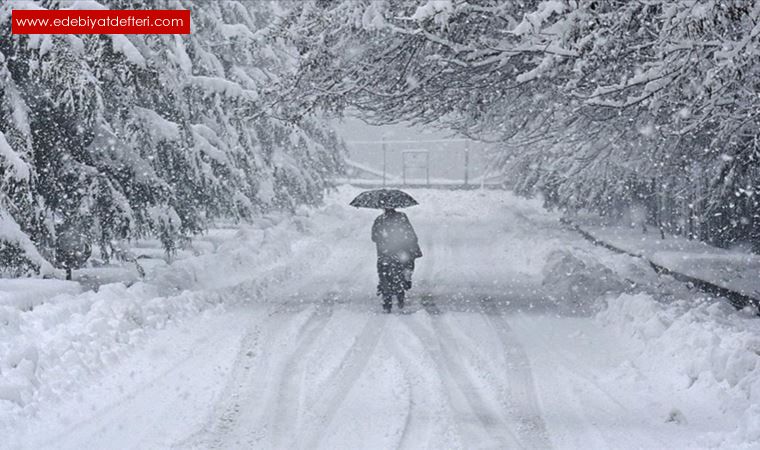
<box><xmin>598</xmin><ymin>293</ymin><xmax>760</xmax><ymax>447</ymax></box>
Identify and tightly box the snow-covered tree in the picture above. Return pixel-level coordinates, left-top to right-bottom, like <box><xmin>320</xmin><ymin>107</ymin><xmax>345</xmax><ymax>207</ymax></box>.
<box><xmin>0</xmin><ymin>0</ymin><xmax>344</xmax><ymax>275</ymax></box>
<box><xmin>285</xmin><ymin>0</ymin><xmax>760</xmax><ymax>249</ymax></box>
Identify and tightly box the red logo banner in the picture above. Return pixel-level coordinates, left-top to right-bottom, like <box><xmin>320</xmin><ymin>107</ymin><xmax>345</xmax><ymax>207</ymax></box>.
<box><xmin>12</xmin><ymin>9</ymin><xmax>191</xmax><ymax>34</ymax></box>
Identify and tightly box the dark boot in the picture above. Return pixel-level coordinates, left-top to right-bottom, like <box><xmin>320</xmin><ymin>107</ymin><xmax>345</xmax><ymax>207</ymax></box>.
<box><xmin>383</xmin><ymin>295</ymin><xmax>392</xmax><ymax>313</ymax></box>
<box><xmin>397</xmin><ymin>291</ymin><xmax>405</xmax><ymax>309</ymax></box>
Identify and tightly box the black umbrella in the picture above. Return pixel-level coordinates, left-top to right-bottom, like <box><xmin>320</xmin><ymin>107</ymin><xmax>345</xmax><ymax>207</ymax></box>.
<box><xmin>350</xmin><ymin>189</ymin><xmax>418</xmax><ymax>209</ymax></box>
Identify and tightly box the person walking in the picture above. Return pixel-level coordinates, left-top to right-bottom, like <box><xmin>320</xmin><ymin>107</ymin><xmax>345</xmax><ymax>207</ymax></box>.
<box><xmin>372</xmin><ymin>207</ymin><xmax>422</xmax><ymax>312</ymax></box>
<box><xmin>349</xmin><ymin>189</ymin><xmax>422</xmax><ymax>313</ymax></box>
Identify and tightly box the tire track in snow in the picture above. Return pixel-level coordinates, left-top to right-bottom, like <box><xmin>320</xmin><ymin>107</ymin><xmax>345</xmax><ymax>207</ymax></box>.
<box><xmin>190</xmin><ymin>299</ymin><xmax>334</xmax><ymax>449</ymax></box>
<box><xmin>384</xmin><ymin>319</ymin><xmax>460</xmax><ymax>450</ymax></box>
<box><xmin>300</xmin><ymin>313</ymin><xmax>388</xmax><ymax>448</ymax></box>
<box><xmin>402</xmin><ymin>312</ymin><xmax>525</xmax><ymax>448</ymax></box>
<box><xmin>409</xmin><ymin>209</ymin><xmax>524</xmax><ymax>446</ymax></box>
<box><xmin>479</xmin><ymin>297</ymin><xmax>554</xmax><ymax>449</ymax></box>
<box><xmin>430</xmin><ymin>208</ymin><xmax>552</xmax><ymax>449</ymax></box>
<box><xmin>268</xmin><ymin>296</ymin><xmax>337</xmax><ymax>449</ymax></box>
<box><xmin>175</xmin><ymin>322</ymin><xmax>263</xmax><ymax>449</ymax></box>
<box><xmin>195</xmin><ymin>210</ymin><xmax>372</xmax><ymax>449</ymax></box>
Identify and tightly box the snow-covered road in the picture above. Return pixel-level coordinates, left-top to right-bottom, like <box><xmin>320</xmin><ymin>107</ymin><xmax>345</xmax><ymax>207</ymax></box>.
<box><xmin>5</xmin><ymin>188</ymin><xmax>758</xmax><ymax>449</ymax></box>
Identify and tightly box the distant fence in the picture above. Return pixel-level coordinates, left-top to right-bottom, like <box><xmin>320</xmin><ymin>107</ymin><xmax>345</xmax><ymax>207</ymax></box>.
<box><xmin>336</xmin><ymin>154</ymin><xmax>504</xmax><ymax>189</ymax></box>
<box><xmin>331</xmin><ymin>179</ymin><xmax>505</xmax><ymax>190</ymax></box>
<box><xmin>342</xmin><ymin>137</ymin><xmax>499</xmax><ymax>188</ymax></box>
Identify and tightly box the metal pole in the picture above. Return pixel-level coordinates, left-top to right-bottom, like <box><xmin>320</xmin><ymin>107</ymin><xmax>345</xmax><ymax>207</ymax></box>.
<box><xmin>464</xmin><ymin>141</ymin><xmax>470</xmax><ymax>187</ymax></box>
<box><xmin>382</xmin><ymin>136</ymin><xmax>387</xmax><ymax>187</ymax></box>
<box><xmin>402</xmin><ymin>152</ymin><xmax>406</xmax><ymax>186</ymax></box>
<box><xmin>426</xmin><ymin>152</ymin><xmax>430</xmax><ymax>187</ymax></box>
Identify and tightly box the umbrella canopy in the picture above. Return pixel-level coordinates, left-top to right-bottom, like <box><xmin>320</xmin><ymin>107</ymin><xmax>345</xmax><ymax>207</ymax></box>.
<box><xmin>349</xmin><ymin>189</ymin><xmax>418</xmax><ymax>209</ymax></box>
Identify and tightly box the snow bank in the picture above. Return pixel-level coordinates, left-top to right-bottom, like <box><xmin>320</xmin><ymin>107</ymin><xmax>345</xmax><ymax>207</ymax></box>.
<box><xmin>147</xmin><ymin>213</ymin><xmax>314</xmax><ymax>293</ymax></box>
<box><xmin>0</xmin><ymin>289</ymin><xmax>155</xmax><ymax>408</ymax></box>
<box><xmin>542</xmin><ymin>248</ymin><xmax>627</xmax><ymax>313</ymax></box>
<box><xmin>0</xmin><ymin>279</ymin><xmax>80</xmax><ymax>309</ymax></box>
<box><xmin>598</xmin><ymin>293</ymin><xmax>760</xmax><ymax>448</ymax></box>
<box><xmin>0</xmin><ymin>199</ymin><xmax>358</xmax><ymax>421</ymax></box>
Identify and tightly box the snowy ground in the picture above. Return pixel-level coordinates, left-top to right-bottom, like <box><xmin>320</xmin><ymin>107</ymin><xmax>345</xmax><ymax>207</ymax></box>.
<box><xmin>2</xmin><ymin>187</ymin><xmax>759</xmax><ymax>449</ymax></box>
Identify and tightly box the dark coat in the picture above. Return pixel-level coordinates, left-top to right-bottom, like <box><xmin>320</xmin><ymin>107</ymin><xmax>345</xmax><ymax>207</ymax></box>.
<box><xmin>371</xmin><ymin>210</ymin><xmax>422</xmax><ymax>262</ymax></box>
<box><xmin>372</xmin><ymin>210</ymin><xmax>421</xmax><ymax>297</ymax></box>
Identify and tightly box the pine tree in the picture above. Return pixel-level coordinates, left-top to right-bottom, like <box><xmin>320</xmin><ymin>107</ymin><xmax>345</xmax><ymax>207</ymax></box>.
<box><xmin>0</xmin><ymin>0</ymin><xmax>344</xmax><ymax>276</ymax></box>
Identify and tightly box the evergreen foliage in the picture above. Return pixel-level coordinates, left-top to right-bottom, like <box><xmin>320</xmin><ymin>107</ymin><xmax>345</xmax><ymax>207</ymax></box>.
<box><xmin>0</xmin><ymin>0</ymin><xmax>344</xmax><ymax>275</ymax></box>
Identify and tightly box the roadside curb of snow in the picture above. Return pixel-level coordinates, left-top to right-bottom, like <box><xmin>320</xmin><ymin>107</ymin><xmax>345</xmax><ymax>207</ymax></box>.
<box><xmin>567</xmin><ymin>221</ymin><xmax>760</xmax><ymax>314</ymax></box>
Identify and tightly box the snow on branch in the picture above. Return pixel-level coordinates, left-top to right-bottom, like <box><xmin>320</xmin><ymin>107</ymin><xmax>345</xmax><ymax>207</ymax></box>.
<box><xmin>187</xmin><ymin>76</ymin><xmax>260</xmax><ymax>101</ymax></box>
<box><xmin>0</xmin><ymin>132</ymin><xmax>31</xmax><ymax>183</ymax></box>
